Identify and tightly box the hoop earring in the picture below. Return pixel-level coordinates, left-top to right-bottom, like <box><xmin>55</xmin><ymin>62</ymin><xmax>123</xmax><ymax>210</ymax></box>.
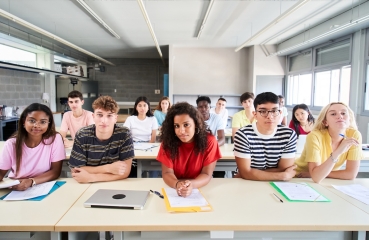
<box><xmin>196</xmin><ymin>128</ymin><xmax>200</xmax><ymax>134</ymax></box>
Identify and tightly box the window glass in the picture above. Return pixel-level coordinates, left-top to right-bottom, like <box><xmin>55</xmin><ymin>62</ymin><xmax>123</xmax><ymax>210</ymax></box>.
<box><xmin>0</xmin><ymin>44</ymin><xmax>36</xmax><ymax>67</ymax></box>
<box><xmin>340</xmin><ymin>66</ymin><xmax>351</xmax><ymax>105</ymax></box>
<box><xmin>316</xmin><ymin>39</ymin><xmax>350</xmax><ymax>66</ymax></box>
<box><xmin>287</xmin><ymin>73</ymin><xmax>312</xmax><ymax>105</ymax></box>
<box><xmin>314</xmin><ymin>71</ymin><xmax>331</xmax><ymax>107</ymax></box>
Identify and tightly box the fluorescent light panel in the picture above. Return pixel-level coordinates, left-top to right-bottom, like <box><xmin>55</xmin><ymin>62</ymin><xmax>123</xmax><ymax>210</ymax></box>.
<box><xmin>0</xmin><ymin>8</ymin><xmax>115</xmax><ymax>66</ymax></box>
<box><xmin>197</xmin><ymin>0</ymin><xmax>215</xmax><ymax>39</ymax></box>
<box><xmin>76</xmin><ymin>0</ymin><xmax>120</xmax><ymax>39</ymax></box>
<box><xmin>235</xmin><ymin>0</ymin><xmax>310</xmax><ymax>52</ymax></box>
<box><xmin>136</xmin><ymin>0</ymin><xmax>164</xmax><ymax>63</ymax></box>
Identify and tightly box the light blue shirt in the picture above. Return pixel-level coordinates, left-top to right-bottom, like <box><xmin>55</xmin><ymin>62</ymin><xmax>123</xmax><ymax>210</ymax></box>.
<box><xmin>205</xmin><ymin>112</ymin><xmax>224</xmax><ymax>138</ymax></box>
<box><xmin>154</xmin><ymin>110</ymin><xmax>167</xmax><ymax>126</ymax></box>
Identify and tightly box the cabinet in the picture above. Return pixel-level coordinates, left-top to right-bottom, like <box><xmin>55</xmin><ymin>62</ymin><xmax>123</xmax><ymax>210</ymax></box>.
<box><xmin>0</xmin><ymin>117</ymin><xmax>19</xmax><ymax>141</ymax></box>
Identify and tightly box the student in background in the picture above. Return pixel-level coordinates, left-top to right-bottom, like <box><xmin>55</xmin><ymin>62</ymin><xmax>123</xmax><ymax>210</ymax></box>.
<box><xmin>68</xmin><ymin>96</ymin><xmax>134</xmax><ymax>183</ymax></box>
<box><xmin>289</xmin><ymin>104</ymin><xmax>315</xmax><ymax>137</ymax></box>
<box><xmin>210</xmin><ymin>97</ymin><xmax>228</xmax><ymax>129</ymax></box>
<box><xmin>0</xmin><ymin>103</ymin><xmax>65</xmax><ymax>190</ymax></box>
<box><xmin>232</xmin><ymin>92</ymin><xmax>255</xmax><ymax>139</ymax></box>
<box><xmin>295</xmin><ymin>102</ymin><xmax>362</xmax><ymax>183</ymax></box>
<box><xmin>196</xmin><ymin>96</ymin><xmax>225</xmax><ymax>146</ymax></box>
<box><xmin>60</xmin><ymin>90</ymin><xmax>94</xmax><ymax>148</ymax></box>
<box><xmin>154</xmin><ymin>96</ymin><xmax>171</xmax><ymax>129</ymax></box>
<box><xmin>157</xmin><ymin>102</ymin><xmax>221</xmax><ymax>197</ymax></box>
<box><xmin>124</xmin><ymin>96</ymin><xmax>158</xmax><ymax>143</ymax></box>
<box><xmin>234</xmin><ymin>92</ymin><xmax>297</xmax><ymax>181</ymax></box>
<box><xmin>278</xmin><ymin>95</ymin><xmax>288</xmax><ymax>126</ymax></box>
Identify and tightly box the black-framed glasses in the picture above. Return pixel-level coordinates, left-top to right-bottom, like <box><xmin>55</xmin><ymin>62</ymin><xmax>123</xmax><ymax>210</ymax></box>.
<box><xmin>256</xmin><ymin>109</ymin><xmax>280</xmax><ymax>117</ymax></box>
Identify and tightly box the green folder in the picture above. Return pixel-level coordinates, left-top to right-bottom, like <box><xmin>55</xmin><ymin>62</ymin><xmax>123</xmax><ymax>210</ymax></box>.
<box><xmin>270</xmin><ymin>182</ymin><xmax>330</xmax><ymax>202</ymax></box>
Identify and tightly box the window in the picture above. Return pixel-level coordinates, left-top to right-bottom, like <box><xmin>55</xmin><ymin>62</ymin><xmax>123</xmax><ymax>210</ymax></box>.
<box><xmin>365</xmin><ymin>63</ymin><xmax>369</xmax><ymax>111</ymax></box>
<box><xmin>0</xmin><ymin>44</ymin><xmax>36</xmax><ymax>67</ymax></box>
<box><xmin>286</xmin><ymin>36</ymin><xmax>352</xmax><ymax>108</ymax></box>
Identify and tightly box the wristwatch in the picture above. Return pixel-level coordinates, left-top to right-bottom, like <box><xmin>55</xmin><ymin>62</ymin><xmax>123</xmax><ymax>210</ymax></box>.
<box><xmin>330</xmin><ymin>153</ymin><xmax>338</xmax><ymax>163</ymax></box>
<box><xmin>29</xmin><ymin>178</ymin><xmax>36</xmax><ymax>187</ymax></box>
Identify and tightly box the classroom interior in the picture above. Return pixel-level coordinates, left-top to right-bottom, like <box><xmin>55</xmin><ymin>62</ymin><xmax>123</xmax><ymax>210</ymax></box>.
<box><xmin>0</xmin><ymin>1</ymin><xmax>369</xmax><ymax>240</ymax></box>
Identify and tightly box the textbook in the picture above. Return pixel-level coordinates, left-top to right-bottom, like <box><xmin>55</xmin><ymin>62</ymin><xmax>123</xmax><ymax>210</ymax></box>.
<box><xmin>162</xmin><ymin>188</ymin><xmax>212</xmax><ymax>212</ymax></box>
<box><xmin>270</xmin><ymin>182</ymin><xmax>330</xmax><ymax>202</ymax></box>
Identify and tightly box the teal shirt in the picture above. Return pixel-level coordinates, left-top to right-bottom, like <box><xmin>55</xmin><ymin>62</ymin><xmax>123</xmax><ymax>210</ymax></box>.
<box><xmin>154</xmin><ymin>110</ymin><xmax>167</xmax><ymax>126</ymax></box>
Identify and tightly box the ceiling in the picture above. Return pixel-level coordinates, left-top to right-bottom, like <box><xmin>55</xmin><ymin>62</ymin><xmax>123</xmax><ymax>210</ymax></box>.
<box><xmin>0</xmin><ymin>0</ymin><xmax>364</xmax><ymax>60</ymax></box>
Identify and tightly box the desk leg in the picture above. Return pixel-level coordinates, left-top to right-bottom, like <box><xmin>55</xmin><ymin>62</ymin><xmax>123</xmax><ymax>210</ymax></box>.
<box><xmin>353</xmin><ymin>231</ymin><xmax>366</xmax><ymax>240</ymax></box>
<box><xmin>114</xmin><ymin>231</ymin><xmax>123</xmax><ymax>240</ymax></box>
<box><xmin>137</xmin><ymin>161</ymin><xmax>142</xmax><ymax>178</ymax></box>
<box><xmin>50</xmin><ymin>232</ymin><xmax>61</xmax><ymax>240</ymax></box>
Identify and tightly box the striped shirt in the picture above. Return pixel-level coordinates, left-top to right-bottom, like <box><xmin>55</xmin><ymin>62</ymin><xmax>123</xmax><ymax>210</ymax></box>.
<box><xmin>234</xmin><ymin>122</ymin><xmax>297</xmax><ymax>170</ymax></box>
<box><xmin>68</xmin><ymin>124</ymin><xmax>135</xmax><ymax>168</ymax></box>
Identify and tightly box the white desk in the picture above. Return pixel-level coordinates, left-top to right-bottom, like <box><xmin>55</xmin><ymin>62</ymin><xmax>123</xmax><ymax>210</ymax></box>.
<box><xmin>0</xmin><ymin>178</ymin><xmax>90</xmax><ymax>239</ymax></box>
<box><xmin>55</xmin><ymin>178</ymin><xmax>369</xmax><ymax>240</ymax></box>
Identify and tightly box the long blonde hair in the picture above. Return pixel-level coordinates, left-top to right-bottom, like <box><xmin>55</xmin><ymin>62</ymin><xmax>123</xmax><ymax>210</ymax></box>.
<box><xmin>313</xmin><ymin>102</ymin><xmax>357</xmax><ymax>131</ymax></box>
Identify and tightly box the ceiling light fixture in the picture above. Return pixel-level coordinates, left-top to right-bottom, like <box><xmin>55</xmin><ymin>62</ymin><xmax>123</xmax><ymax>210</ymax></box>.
<box><xmin>197</xmin><ymin>0</ymin><xmax>215</xmax><ymax>39</ymax></box>
<box><xmin>235</xmin><ymin>0</ymin><xmax>310</xmax><ymax>52</ymax></box>
<box><xmin>136</xmin><ymin>0</ymin><xmax>165</xmax><ymax>64</ymax></box>
<box><xmin>76</xmin><ymin>0</ymin><xmax>120</xmax><ymax>39</ymax></box>
<box><xmin>0</xmin><ymin>8</ymin><xmax>115</xmax><ymax>66</ymax></box>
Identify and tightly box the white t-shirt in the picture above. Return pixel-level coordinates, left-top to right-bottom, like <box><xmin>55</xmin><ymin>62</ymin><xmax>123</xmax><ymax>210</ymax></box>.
<box><xmin>205</xmin><ymin>113</ymin><xmax>224</xmax><ymax>138</ymax></box>
<box><xmin>210</xmin><ymin>108</ymin><xmax>228</xmax><ymax>129</ymax></box>
<box><xmin>279</xmin><ymin>107</ymin><xmax>288</xmax><ymax>124</ymax></box>
<box><xmin>124</xmin><ymin>116</ymin><xmax>158</xmax><ymax>142</ymax></box>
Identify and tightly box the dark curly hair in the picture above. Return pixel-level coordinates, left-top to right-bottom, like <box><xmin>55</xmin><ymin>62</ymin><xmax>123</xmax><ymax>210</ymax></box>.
<box><xmin>159</xmin><ymin>102</ymin><xmax>210</xmax><ymax>160</ymax></box>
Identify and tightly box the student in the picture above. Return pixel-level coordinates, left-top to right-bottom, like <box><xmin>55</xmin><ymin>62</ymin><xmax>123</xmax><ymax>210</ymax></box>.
<box><xmin>295</xmin><ymin>102</ymin><xmax>362</xmax><ymax>183</ymax></box>
<box><xmin>278</xmin><ymin>95</ymin><xmax>288</xmax><ymax>126</ymax></box>
<box><xmin>68</xmin><ymin>96</ymin><xmax>134</xmax><ymax>183</ymax></box>
<box><xmin>210</xmin><ymin>97</ymin><xmax>228</xmax><ymax>129</ymax></box>
<box><xmin>289</xmin><ymin>104</ymin><xmax>315</xmax><ymax>137</ymax></box>
<box><xmin>60</xmin><ymin>90</ymin><xmax>94</xmax><ymax>148</ymax></box>
<box><xmin>196</xmin><ymin>96</ymin><xmax>225</xmax><ymax>146</ymax></box>
<box><xmin>157</xmin><ymin>102</ymin><xmax>221</xmax><ymax>197</ymax></box>
<box><xmin>232</xmin><ymin>92</ymin><xmax>255</xmax><ymax>139</ymax></box>
<box><xmin>0</xmin><ymin>103</ymin><xmax>65</xmax><ymax>191</ymax></box>
<box><xmin>154</xmin><ymin>96</ymin><xmax>171</xmax><ymax>128</ymax></box>
<box><xmin>124</xmin><ymin>96</ymin><xmax>158</xmax><ymax>143</ymax></box>
<box><xmin>234</xmin><ymin>92</ymin><xmax>297</xmax><ymax>181</ymax></box>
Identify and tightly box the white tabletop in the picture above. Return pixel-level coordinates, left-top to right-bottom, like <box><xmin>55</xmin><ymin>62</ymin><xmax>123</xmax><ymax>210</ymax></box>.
<box><xmin>0</xmin><ymin>178</ymin><xmax>89</xmax><ymax>231</ymax></box>
<box><xmin>55</xmin><ymin>178</ymin><xmax>369</xmax><ymax>232</ymax></box>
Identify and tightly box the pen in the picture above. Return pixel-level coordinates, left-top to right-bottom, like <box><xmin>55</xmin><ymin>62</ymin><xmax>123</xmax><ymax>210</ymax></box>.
<box><xmin>339</xmin><ymin>133</ymin><xmax>346</xmax><ymax>139</ymax></box>
<box><xmin>150</xmin><ymin>189</ymin><xmax>164</xmax><ymax>199</ymax></box>
<box><xmin>272</xmin><ymin>193</ymin><xmax>284</xmax><ymax>203</ymax></box>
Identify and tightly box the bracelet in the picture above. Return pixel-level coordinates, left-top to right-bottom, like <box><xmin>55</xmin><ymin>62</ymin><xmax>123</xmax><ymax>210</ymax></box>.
<box><xmin>330</xmin><ymin>153</ymin><xmax>338</xmax><ymax>163</ymax></box>
<box><xmin>175</xmin><ymin>180</ymin><xmax>181</xmax><ymax>189</ymax></box>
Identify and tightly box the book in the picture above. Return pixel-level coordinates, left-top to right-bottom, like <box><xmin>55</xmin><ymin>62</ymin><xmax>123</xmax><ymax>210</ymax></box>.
<box><xmin>161</xmin><ymin>188</ymin><xmax>212</xmax><ymax>212</ymax></box>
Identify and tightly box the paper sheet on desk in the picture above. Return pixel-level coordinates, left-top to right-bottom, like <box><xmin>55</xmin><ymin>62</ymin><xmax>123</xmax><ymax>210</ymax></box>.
<box><xmin>332</xmin><ymin>184</ymin><xmax>369</xmax><ymax>205</ymax></box>
<box><xmin>133</xmin><ymin>143</ymin><xmax>158</xmax><ymax>151</ymax></box>
<box><xmin>163</xmin><ymin>188</ymin><xmax>208</xmax><ymax>207</ymax></box>
<box><xmin>0</xmin><ymin>179</ymin><xmax>20</xmax><ymax>189</ymax></box>
<box><xmin>3</xmin><ymin>181</ymin><xmax>56</xmax><ymax>201</ymax></box>
<box><xmin>271</xmin><ymin>182</ymin><xmax>329</xmax><ymax>202</ymax></box>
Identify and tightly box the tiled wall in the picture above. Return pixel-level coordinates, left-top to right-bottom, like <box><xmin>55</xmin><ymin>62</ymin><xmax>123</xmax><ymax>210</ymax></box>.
<box><xmin>0</xmin><ymin>68</ymin><xmax>42</xmax><ymax>107</ymax></box>
<box><xmin>91</xmin><ymin>58</ymin><xmax>168</xmax><ymax>103</ymax></box>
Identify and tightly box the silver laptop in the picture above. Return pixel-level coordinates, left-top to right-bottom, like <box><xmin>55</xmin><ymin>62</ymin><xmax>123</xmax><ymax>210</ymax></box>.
<box><xmin>84</xmin><ymin>189</ymin><xmax>150</xmax><ymax>210</ymax></box>
<box><xmin>296</xmin><ymin>135</ymin><xmax>307</xmax><ymax>154</ymax></box>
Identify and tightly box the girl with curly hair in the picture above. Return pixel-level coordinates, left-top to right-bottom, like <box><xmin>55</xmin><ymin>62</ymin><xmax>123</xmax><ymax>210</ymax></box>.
<box><xmin>156</xmin><ymin>102</ymin><xmax>221</xmax><ymax>197</ymax></box>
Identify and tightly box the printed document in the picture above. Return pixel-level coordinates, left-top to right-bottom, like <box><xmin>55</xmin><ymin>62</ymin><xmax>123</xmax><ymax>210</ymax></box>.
<box><xmin>332</xmin><ymin>184</ymin><xmax>369</xmax><ymax>205</ymax></box>
<box><xmin>3</xmin><ymin>181</ymin><xmax>56</xmax><ymax>201</ymax></box>
<box><xmin>273</xmin><ymin>182</ymin><xmax>328</xmax><ymax>201</ymax></box>
<box><xmin>133</xmin><ymin>143</ymin><xmax>158</xmax><ymax>151</ymax></box>
<box><xmin>0</xmin><ymin>179</ymin><xmax>20</xmax><ymax>189</ymax></box>
<box><xmin>164</xmin><ymin>188</ymin><xmax>208</xmax><ymax>207</ymax></box>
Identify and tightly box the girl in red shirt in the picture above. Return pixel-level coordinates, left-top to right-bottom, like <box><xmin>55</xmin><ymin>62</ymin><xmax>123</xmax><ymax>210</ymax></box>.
<box><xmin>156</xmin><ymin>102</ymin><xmax>221</xmax><ymax>197</ymax></box>
<box><xmin>289</xmin><ymin>104</ymin><xmax>315</xmax><ymax>137</ymax></box>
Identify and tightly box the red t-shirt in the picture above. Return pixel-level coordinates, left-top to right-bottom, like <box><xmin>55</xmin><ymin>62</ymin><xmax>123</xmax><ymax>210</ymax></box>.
<box><xmin>289</xmin><ymin>120</ymin><xmax>310</xmax><ymax>135</ymax></box>
<box><xmin>156</xmin><ymin>134</ymin><xmax>222</xmax><ymax>179</ymax></box>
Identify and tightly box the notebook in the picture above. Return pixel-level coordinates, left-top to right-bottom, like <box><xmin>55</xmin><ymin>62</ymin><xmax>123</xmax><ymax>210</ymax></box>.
<box><xmin>84</xmin><ymin>189</ymin><xmax>150</xmax><ymax>210</ymax></box>
<box><xmin>296</xmin><ymin>135</ymin><xmax>307</xmax><ymax>154</ymax></box>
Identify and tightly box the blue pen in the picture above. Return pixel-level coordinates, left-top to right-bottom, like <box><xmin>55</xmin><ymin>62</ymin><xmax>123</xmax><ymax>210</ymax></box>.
<box><xmin>339</xmin><ymin>133</ymin><xmax>346</xmax><ymax>139</ymax></box>
<box><xmin>150</xmin><ymin>189</ymin><xmax>164</xmax><ymax>199</ymax></box>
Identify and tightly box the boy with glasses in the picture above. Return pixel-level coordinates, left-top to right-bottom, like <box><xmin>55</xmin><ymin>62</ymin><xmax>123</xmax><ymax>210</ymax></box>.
<box><xmin>233</xmin><ymin>92</ymin><xmax>297</xmax><ymax>181</ymax></box>
<box><xmin>68</xmin><ymin>96</ymin><xmax>134</xmax><ymax>183</ymax></box>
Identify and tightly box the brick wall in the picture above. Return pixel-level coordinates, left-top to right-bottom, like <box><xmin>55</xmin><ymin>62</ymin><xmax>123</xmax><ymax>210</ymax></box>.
<box><xmin>0</xmin><ymin>68</ymin><xmax>42</xmax><ymax>107</ymax></box>
<box><xmin>91</xmin><ymin>58</ymin><xmax>168</xmax><ymax>103</ymax></box>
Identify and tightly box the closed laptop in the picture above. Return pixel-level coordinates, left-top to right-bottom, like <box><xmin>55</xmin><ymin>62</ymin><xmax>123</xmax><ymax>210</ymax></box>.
<box><xmin>296</xmin><ymin>135</ymin><xmax>307</xmax><ymax>154</ymax></box>
<box><xmin>84</xmin><ymin>189</ymin><xmax>149</xmax><ymax>210</ymax></box>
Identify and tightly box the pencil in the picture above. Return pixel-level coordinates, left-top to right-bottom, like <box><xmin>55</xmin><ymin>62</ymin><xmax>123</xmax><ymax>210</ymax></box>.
<box><xmin>273</xmin><ymin>193</ymin><xmax>284</xmax><ymax>203</ymax></box>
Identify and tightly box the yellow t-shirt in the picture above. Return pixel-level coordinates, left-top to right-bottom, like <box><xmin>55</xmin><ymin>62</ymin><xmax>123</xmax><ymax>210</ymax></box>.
<box><xmin>295</xmin><ymin>128</ymin><xmax>362</xmax><ymax>174</ymax></box>
<box><xmin>232</xmin><ymin>110</ymin><xmax>254</xmax><ymax>128</ymax></box>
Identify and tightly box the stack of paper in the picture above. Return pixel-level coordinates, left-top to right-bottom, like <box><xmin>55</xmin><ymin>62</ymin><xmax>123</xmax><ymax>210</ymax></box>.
<box><xmin>332</xmin><ymin>184</ymin><xmax>369</xmax><ymax>205</ymax></box>
<box><xmin>0</xmin><ymin>179</ymin><xmax>20</xmax><ymax>189</ymax></box>
<box><xmin>162</xmin><ymin>188</ymin><xmax>212</xmax><ymax>212</ymax></box>
<box><xmin>133</xmin><ymin>143</ymin><xmax>158</xmax><ymax>151</ymax></box>
<box><xmin>3</xmin><ymin>181</ymin><xmax>56</xmax><ymax>201</ymax></box>
<box><xmin>270</xmin><ymin>182</ymin><xmax>329</xmax><ymax>202</ymax></box>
